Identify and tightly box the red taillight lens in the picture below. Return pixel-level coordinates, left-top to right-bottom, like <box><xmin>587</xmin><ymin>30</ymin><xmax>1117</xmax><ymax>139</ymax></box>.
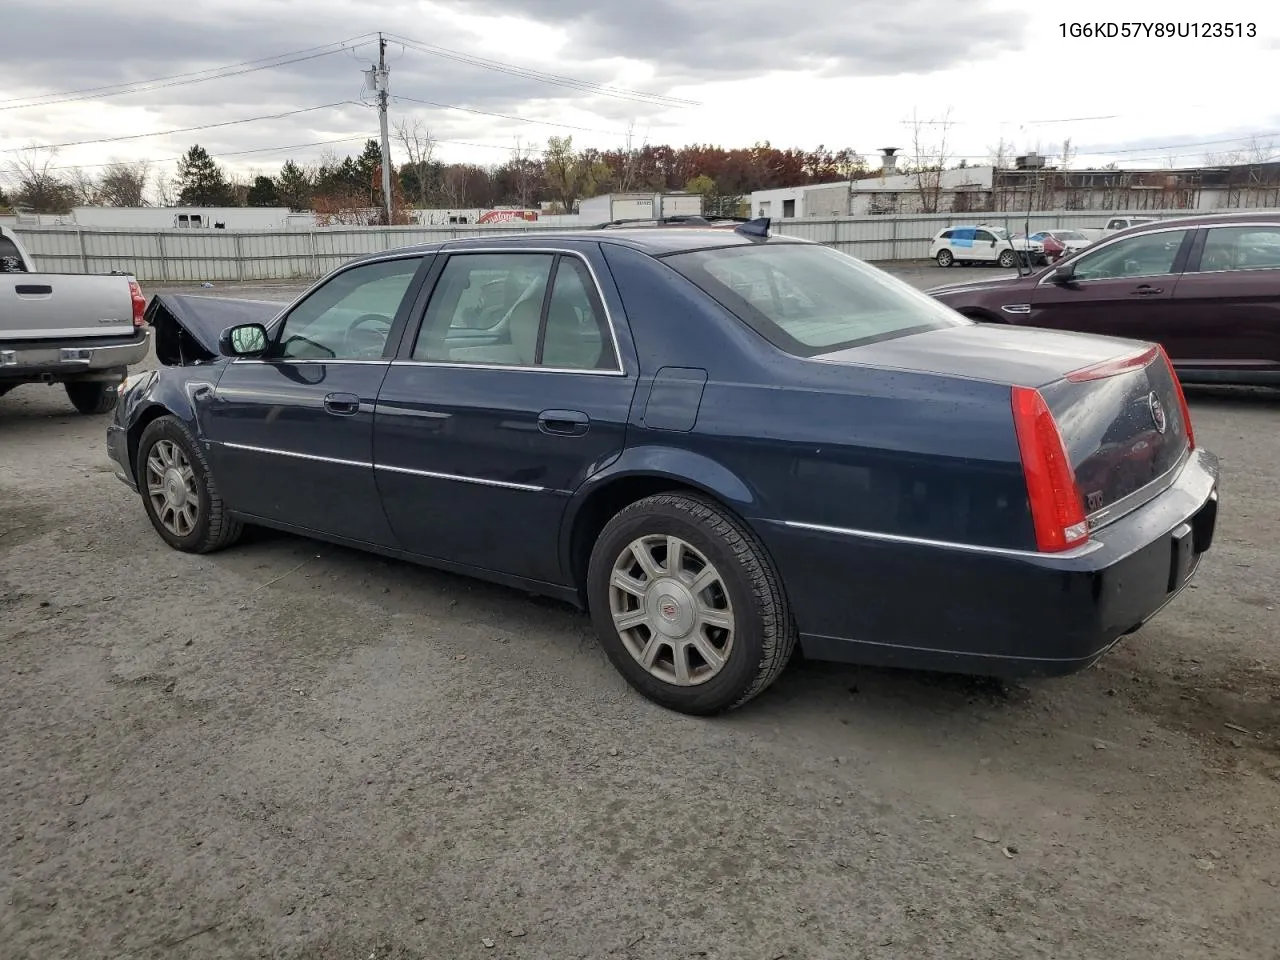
<box><xmin>1011</xmin><ymin>385</ymin><xmax>1089</xmax><ymax>552</ymax></box>
<box><xmin>128</xmin><ymin>278</ymin><xmax>147</xmax><ymax>328</ymax></box>
<box><xmin>1156</xmin><ymin>344</ymin><xmax>1195</xmax><ymax>450</ymax></box>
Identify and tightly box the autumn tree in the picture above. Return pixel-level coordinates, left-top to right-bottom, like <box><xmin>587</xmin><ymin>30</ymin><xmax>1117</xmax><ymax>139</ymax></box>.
<box><xmin>175</xmin><ymin>145</ymin><xmax>235</xmax><ymax>206</ymax></box>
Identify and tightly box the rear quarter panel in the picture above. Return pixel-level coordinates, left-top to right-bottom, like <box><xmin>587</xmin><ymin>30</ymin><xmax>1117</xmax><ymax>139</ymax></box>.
<box><xmin>595</xmin><ymin>242</ymin><xmax>1035</xmax><ymax>551</ymax></box>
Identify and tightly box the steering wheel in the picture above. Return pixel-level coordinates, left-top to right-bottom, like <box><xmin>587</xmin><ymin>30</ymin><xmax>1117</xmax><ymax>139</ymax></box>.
<box><xmin>343</xmin><ymin>313</ymin><xmax>393</xmax><ymax>358</ymax></box>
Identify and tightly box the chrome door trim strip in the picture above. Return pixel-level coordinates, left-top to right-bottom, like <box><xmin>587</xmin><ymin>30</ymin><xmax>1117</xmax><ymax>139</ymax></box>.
<box><xmin>779</xmin><ymin>519</ymin><xmax>1104</xmax><ymax>559</ymax></box>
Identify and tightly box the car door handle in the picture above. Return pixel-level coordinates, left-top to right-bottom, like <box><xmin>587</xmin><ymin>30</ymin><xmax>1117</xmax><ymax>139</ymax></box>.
<box><xmin>1131</xmin><ymin>285</ymin><xmax>1164</xmax><ymax>296</ymax></box>
<box><xmin>538</xmin><ymin>409</ymin><xmax>589</xmax><ymax>436</ymax></box>
<box><xmin>323</xmin><ymin>392</ymin><xmax>361</xmax><ymax>416</ymax></box>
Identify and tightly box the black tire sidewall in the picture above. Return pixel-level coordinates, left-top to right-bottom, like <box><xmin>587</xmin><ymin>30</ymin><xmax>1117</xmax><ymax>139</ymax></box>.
<box><xmin>65</xmin><ymin>381</ymin><xmax>117</xmax><ymax>415</ymax></box>
<box><xmin>136</xmin><ymin>417</ymin><xmax>215</xmax><ymax>552</ymax></box>
<box><xmin>587</xmin><ymin>497</ymin><xmax>770</xmax><ymax>714</ymax></box>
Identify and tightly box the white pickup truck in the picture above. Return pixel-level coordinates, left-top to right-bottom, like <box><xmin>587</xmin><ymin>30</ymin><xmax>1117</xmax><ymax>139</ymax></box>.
<box><xmin>0</xmin><ymin>225</ymin><xmax>150</xmax><ymax>414</ymax></box>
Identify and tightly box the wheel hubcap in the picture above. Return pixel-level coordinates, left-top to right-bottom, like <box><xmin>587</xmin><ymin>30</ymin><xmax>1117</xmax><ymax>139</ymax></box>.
<box><xmin>145</xmin><ymin>440</ymin><xmax>200</xmax><ymax>537</ymax></box>
<box><xmin>609</xmin><ymin>534</ymin><xmax>735</xmax><ymax>687</ymax></box>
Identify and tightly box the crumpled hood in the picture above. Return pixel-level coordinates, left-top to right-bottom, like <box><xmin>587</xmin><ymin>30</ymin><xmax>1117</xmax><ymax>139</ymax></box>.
<box><xmin>145</xmin><ymin>294</ymin><xmax>284</xmax><ymax>364</ymax></box>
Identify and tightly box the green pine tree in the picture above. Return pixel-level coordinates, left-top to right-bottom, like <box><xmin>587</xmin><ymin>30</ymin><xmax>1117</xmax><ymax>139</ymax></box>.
<box><xmin>175</xmin><ymin>145</ymin><xmax>235</xmax><ymax>206</ymax></box>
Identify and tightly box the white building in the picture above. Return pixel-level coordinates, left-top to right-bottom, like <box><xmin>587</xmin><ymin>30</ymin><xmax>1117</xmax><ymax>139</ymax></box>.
<box><xmin>751</xmin><ymin>166</ymin><xmax>997</xmax><ymax>220</ymax></box>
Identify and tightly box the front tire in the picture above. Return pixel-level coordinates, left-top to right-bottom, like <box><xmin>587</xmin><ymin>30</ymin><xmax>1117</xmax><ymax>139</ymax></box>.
<box><xmin>136</xmin><ymin>415</ymin><xmax>242</xmax><ymax>553</ymax></box>
<box><xmin>997</xmin><ymin>249</ymin><xmax>1018</xmax><ymax>269</ymax></box>
<box><xmin>586</xmin><ymin>492</ymin><xmax>796</xmax><ymax>715</ymax></box>
<box><xmin>65</xmin><ymin>381</ymin><xmax>117</xmax><ymax>415</ymax></box>
<box><xmin>936</xmin><ymin>249</ymin><xmax>955</xmax><ymax>267</ymax></box>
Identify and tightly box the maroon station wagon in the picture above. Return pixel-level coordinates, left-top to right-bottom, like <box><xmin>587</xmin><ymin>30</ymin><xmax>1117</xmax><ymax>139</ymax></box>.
<box><xmin>926</xmin><ymin>211</ymin><xmax>1280</xmax><ymax>386</ymax></box>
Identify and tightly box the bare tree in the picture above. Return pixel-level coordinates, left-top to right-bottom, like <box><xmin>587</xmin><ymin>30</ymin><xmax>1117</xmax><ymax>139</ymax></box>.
<box><xmin>908</xmin><ymin>107</ymin><xmax>954</xmax><ymax>213</ymax></box>
<box><xmin>1059</xmin><ymin>137</ymin><xmax>1076</xmax><ymax>170</ymax></box>
<box><xmin>65</xmin><ymin>167</ymin><xmax>98</xmax><ymax>205</ymax></box>
<box><xmin>509</xmin><ymin>136</ymin><xmax>537</xmax><ymax>209</ymax></box>
<box><xmin>441</xmin><ymin>165</ymin><xmax>470</xmax><ymax>208</ymax></box>
<box><xmin>153</xmin><ymin>171</ymin><xmax>175</xmax><ymax>206</ymax></box>
<box><xmin>396</xmin><ymin>117</ymin><xmax>436</xmax><ymax>209</ymax></box>
<box><xmin>5</xmin><ymin>145</ymin><xmax>73</xmax><ymax>213</ymax></box>
<box><xmin>1242</xmin><ymin>135</ymin><xmax>1276</xmax><ymax>164</ymax></box>
<box><xmin>97</xmin><ymin>161</ymin><xmax>150</xmax><ymax>206</ymax></box>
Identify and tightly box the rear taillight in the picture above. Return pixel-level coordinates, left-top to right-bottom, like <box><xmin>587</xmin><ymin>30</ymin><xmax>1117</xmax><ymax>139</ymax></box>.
<box><xmin>1011</xmin><ymin>385</ymin><xmax>1088</xmax><ymax>552</ymax></box>
<box><xmin>128</xmin><ymin>278</ymin><xmax>147</xmax><ymax>328</ymax></box>
<box><xmin>1157</xmin><ymin>344</ymin><xmax>1195</xmax><ymax>450</ymax></box>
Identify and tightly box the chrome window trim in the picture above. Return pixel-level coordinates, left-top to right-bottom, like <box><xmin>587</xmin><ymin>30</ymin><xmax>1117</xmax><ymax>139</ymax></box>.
<box><xmin>1036</xmin><ymin>223</ymin><xmax>1194</xmax><ymax>287</ymax></box>
<box><xmin>410</xmin><ymin>246</ymin><xmax>628</xmax><ymax>375</ymax></box>
<box><xmin>217</xmin><ymin>441</ymin><xmax>547</xmax><ymax>492</ymax></box>
<box><xmin>1185</xmin><ymin>222</ymin><xmax>1280</xmax><ymax>275</ymax></box>
<box><xmin>388</xmin><ymin>359</ymin><xmax>626</xmax><ymax>378</ymax></box>
<box><xmin>779</xmin><ymin>519</ymin><xmax>1104</xmax><ymax>559</ymax></box>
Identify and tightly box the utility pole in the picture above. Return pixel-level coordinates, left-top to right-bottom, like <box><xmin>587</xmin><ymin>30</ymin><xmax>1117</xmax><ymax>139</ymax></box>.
<box><xmin>373</xmin><ymin>33</ymin><xmax>394</xmax><ymax>225</ymax></box>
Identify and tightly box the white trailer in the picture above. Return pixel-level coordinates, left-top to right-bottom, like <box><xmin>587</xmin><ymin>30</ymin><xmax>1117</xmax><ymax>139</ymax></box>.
<box><xmin>577</xmin><ymin>193</ymin><xmax>703</xmax><ymax>224</ymax></box>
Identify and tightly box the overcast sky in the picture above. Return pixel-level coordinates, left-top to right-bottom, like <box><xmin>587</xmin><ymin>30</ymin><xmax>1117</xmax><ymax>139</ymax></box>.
<box><xmin>0</xmin><ymin>0</ymin><xmax>1274</xmax><ymax>187</ymax></box>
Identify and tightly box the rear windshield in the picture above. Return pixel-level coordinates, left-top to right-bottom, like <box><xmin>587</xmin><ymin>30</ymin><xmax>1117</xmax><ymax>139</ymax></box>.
<box><xmin>1055</xmin><ymin>230</ymin><xmax>1087</xmax><ymax>241</ymax></box>
<box><xmin>663</xmin><ymin>242</ymin><xmax>968</xmax><ymax>357</ymax></box>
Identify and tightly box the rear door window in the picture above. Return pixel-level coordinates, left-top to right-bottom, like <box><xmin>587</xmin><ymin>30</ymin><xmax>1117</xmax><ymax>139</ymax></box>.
<box><xmin>1195</xmin><ymin>225</ymin><xmax>1280</xmax><ymax>272</ymax></box>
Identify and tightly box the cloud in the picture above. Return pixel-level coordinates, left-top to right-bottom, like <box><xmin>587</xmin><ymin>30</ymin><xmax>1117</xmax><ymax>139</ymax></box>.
<box><xmin>445</xmin><ymin>0</ymin><xmax>1030</xmax><ymax>80</ymax></box>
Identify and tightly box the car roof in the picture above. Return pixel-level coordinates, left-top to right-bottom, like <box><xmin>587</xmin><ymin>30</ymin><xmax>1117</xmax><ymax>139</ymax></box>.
<box><xmin>343</xmin><ymin>225</ymin><xmax>809</xmax><ymax>266</ymax></box>
<box><xmin>1104</xmin><ymin>210</ymin><xmax>1280</xmax><ymax>237</ymax></box>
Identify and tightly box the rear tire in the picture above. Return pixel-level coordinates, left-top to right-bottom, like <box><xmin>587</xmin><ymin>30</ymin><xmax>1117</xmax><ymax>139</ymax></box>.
<box><xmin>65</xmin><ymin>381</ymin><xmax>117</xmax><ymax>415</ymax></box>
<box><xmin>586</xmin><ymin>492</ymin><xmax>796</xmax><ymax>715</ymax></box>
<box><xmin>136</xmin><ymin>415</ymin><xmax>242</xmax><ymax>554</ymax></box>
<box><xmin>936</xmin><ymin>249</ymin><xmax>955</xmax><ymax>267</ymax></box>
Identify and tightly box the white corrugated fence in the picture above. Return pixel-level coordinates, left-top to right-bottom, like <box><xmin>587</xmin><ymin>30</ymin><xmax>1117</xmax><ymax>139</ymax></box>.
<box><xmin>11</xmin><ymin>209</ymin><xmax>1269</xmax><ymax>283</ymax></box>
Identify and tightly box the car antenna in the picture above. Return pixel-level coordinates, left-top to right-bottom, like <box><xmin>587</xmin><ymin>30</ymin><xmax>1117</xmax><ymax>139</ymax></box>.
<box><xmin>734</xmin><ymin>216</ymin><xmax>771</xmax><ymax>239</ymax></box>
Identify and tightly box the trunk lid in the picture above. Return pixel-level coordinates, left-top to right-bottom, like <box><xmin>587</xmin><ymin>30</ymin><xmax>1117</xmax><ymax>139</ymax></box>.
<box><xmin>0</xmin><ymin>274</ymin><xmax>135</xmax><ymax>340</ymax></box>
<box><xmin>1039</xmin><ymin>348</ymin><xmax>1191</xmax><ymax>524</ymax></box>
<box><xmin>817</xmin><ymin>324</ymin><xmax>1192</xmax><ymax>523</ymax></box>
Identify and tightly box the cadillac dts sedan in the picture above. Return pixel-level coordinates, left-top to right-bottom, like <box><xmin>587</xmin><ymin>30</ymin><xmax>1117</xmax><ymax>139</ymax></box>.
<box><xmin>107</xmin><ymin>222</ymin><xmax>1219</xmax><ymax>714</ymax></box>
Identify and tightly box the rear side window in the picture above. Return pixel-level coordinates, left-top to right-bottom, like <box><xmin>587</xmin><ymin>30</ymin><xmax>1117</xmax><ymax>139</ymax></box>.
<box><xmin>0</xmin><ymin>234</ymin><xmax>27</xmax><ymax>273</ymax></box>
<box><xmin>939</xmin><ymin>230</ymin><xmax>954</xmax><ymax>240</ymax></box>
<box><xmin>664</xmin><ymin>242</ymin><xmax>969</xmax><ymax>357</ymax></box>
<box><xmin>1198</xmin><ymin>226</ymin><xmax>1280</xmax><ymax>272</ymax></box>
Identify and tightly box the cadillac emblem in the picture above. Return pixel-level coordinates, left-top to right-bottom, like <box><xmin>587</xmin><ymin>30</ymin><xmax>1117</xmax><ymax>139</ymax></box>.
<box><xmin>1148</xmin><ymin>392</ymin><xmax>1167</xmax><ymax>434</ymax></box>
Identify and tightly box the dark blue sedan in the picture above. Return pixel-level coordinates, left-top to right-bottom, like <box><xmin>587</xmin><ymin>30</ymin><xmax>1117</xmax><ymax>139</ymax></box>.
<box><xmin>107</xmin><ymin>222</ymin><xmax>1220</xmax><ymax>714</ymax></box>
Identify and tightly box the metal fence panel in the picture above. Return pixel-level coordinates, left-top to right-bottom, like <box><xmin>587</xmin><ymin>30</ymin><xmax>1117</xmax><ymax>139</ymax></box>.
<box><xmin>14</xmin><ymin>209</ymin><xmax>1279</xmax><ymax>281</ymax></box>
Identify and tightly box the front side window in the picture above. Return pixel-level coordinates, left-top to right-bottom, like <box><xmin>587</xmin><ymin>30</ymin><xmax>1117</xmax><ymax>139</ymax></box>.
<box><xmin>665</xmin><ymin>242</ymin><xmax>969</xmax><ymax>358</ymax></box>
<box><xmin>275</xmin><ymin>257</ymin><xmax>421</xmax><ymax>360</ymax></box>
<box><xmin>974</xmin><ymin>229</ymin><xmax>996</xmax><ymax>243</ymax></box>
<box><xmin>1197</xmin><ymin>226</ymin><xmax>1280</xmax><ymax>272</ymax></box>
<box><xmin>1070</xmin><ymin>230</ymin><xmax>1190</xmax><ymax>281</ymax></box>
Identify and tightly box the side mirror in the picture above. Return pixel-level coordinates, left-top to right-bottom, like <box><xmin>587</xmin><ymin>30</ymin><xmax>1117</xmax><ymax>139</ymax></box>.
<box><xmin>1048</xmin><ymin>264</ymin><xmax>1075</xmax><ymax>285</ymax></box>
<box><xmin>219</xmin><ymin>323</ymin><xmax>269</xmax><ymax>357</ymax></box>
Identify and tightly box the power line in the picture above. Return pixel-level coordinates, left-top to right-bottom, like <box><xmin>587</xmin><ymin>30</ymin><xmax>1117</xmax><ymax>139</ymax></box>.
<box><xmin>1</xmin><ymin>102</ymin><xmax>362</xmax><ymax>153</ymax></box>
<box><xmin>46</xmin><ymin>135</ymin><xmax>377</xmax><ymax>172</ymax></box>
<box><xmin>0</xmin><ymin>42</ymin><xmax>377</xmax><ymax>113</ymax></box>
<box><xmin>385</xmin><ymin>32</ymin><xmax>699</xmax><ymax>107</ymax></box>
<box><xmin>0</xmin><ymin>35</ymin><xmax>379</xmax><ymax>111</ymax></box>
<box><xmin>392</xmin><ymin>94</ymin><xmax>627</xmax><ymax>137</ymax></box>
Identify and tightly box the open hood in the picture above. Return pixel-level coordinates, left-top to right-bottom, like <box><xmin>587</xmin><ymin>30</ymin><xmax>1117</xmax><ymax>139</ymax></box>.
<box><xmin>145</xmin><ymin>294</ymin><xmax>284</xmax><ymax>366</ymax></box>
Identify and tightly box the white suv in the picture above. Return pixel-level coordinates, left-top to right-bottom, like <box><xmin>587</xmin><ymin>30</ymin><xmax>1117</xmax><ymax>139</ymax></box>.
<box><xmin>929</xmin><ymin>225</ymin><xmax>1043</xmax><ymax>268</ymax></box>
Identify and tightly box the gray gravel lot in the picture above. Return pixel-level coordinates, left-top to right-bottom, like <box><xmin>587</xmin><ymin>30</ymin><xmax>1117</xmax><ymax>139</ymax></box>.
<box><xmin>2</xmin><ymin>262</ymin><xmax>1278</xmax><ymax>960</ymax></box>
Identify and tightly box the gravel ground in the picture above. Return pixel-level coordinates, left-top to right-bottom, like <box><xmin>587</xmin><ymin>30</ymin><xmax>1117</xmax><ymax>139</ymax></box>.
<box><xmin>2</xmin><ymin>263</ymin><xmax>1278</xmax><ymax>960</ymax></box>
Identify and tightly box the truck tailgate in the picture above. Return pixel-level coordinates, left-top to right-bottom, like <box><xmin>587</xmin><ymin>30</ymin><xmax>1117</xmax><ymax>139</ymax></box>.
<box><xmin>1</xmin><ymin>274</ymin><xmax>135</xmax><ymax>339</ymax></box>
